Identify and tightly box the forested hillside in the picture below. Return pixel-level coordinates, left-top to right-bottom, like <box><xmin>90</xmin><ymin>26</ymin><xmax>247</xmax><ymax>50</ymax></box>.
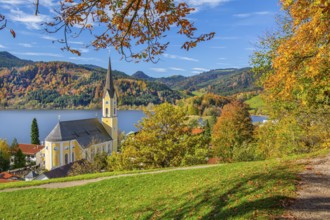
<box><xmin>132</xmin><ymin>68</ymin><xmax>259</xmax><ymax>96</ymax></box>
<box><xmin>0</xmin><ymin>52</ymin><xmax>181</xmax><ymax>109</ymax></box>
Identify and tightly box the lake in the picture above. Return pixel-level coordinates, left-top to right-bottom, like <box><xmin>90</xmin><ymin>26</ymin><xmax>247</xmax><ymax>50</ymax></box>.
<box><xmin>0</xmin><ymin>110</ymin><xmax>267</xmax><ymax>144</ymax></box>
<box><xmin>0</xmin><ymin>110</ymin><xmax>145</xmax><ymax>144</ymax></box>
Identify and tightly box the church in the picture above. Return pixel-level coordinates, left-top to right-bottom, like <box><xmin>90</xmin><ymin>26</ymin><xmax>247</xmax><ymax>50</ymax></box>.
<box><xmin>43</xmin><ymin>58</ymin><xmax>118</xmax><ymax>170</ymax></box>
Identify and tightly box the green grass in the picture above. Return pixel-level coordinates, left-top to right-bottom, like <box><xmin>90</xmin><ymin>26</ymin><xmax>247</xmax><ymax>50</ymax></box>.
<box><xmin>0</xmin><ymin>169</ymin><xmax>166</xmax><ymax>191</ymax></box>
<box><xmin>191</xmin><ymin>90</ymin><xmax>205</xmax><ymax>97</ymax></box>
<box><xmin>245</xmin><ymin>95</ymin><xmax>267</xmax><ymax>115</ymax></box>
<box><xmin>0</xmin><ymin>157</ymin><xmax>309</xmax><ymax>219</ymax></box>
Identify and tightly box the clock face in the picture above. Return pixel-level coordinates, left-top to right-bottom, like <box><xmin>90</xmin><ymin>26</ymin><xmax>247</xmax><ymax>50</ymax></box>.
<box><xmin>106</xmin><ymin>101</ymin><xmax>109</xmax><ymax>104</ymax></box>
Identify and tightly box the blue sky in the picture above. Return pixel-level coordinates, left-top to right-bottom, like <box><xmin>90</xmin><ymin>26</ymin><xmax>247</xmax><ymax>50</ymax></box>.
<box><xmin>0</xmin><ymin>0</ymin><xmax>282</xmax><ymax>77</ymax></box>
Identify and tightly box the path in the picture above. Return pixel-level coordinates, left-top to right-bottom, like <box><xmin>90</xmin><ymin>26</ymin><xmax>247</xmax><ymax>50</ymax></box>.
<box><xmin>288</xmin><ymin>154</ymin><xmax>330</xmax><ymax>219</ymax></box>
<box><xmin>0</xmin><ymin>164</ymin><xmax>221</xmax><ymax>193</ymax></box>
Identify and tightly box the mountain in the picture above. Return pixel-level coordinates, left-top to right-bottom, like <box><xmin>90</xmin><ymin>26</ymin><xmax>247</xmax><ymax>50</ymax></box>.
<box><xmin>132</xmin><ymin>71</ymin><xmax>154</xmax><ymax>80</ymax></box>
<box><xmin>0</xmin><ymin>51</ymin><xmax>33</xmax><ymax>68</ymax></box>
<box><xmin>131</xmin><ymin>68</ymin><xmax>258</xmax><ymax>96</ymax></box>
<box><xmin>0</xmin><ymin>52</ymin><xmax>181</xmax><ymax>109</ymax></box>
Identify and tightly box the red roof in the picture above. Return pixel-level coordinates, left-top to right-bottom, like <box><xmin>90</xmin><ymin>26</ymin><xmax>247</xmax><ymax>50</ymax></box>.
<box><xmin>192</xmin><ymin>128</ymin><xmax>204</xmax><ymax>135</ymax></box>
<box><xmin>0</xmin><ymin>172</ymin><xmax>15</xmax><ymax>179</ymax></box>
<box><xmin>0</xmin><ymin>172</ymin><xmax>21</xmax><ymax>183</ymax></box>
<box><xmin>18</xmin><ymin>144</ymin><xmax>44</xmax><ymax>155</ymax></box>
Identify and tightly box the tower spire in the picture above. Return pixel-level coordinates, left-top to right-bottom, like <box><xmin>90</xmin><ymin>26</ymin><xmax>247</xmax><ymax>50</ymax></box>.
<box><xmin>105</xmin><ymin>56</ymin><xmax>115</xmax><ymax>98</ymax></box>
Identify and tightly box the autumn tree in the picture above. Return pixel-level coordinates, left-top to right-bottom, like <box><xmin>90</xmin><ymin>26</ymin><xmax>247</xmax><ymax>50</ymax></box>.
<box><xmin>211</xmin><ymin>101</ymin><xmax>254</xmax><ymax>161</ymax></box>
<box><xmin>108</xmin><ymin>103</ymin><xmax>210</xmax><ymax>171</ymax></box>
<box><xmin>251</xmin><ymin>0</ymin><xmax>330</xmax><ymax>152</ymax></box>
<box><xmin>31</xmin><ymin>118</ymin><xmax>40</xmax><ymax>145</ymax></box>
<box><xmin>0</xmin><ymin>139</ymin><xmax>10</xmax><ymax>172</ymax></box>
<box><xmin>1</xmin><ymin>1</ymin><xmax>215</xmax><ymax>62</ymax></box>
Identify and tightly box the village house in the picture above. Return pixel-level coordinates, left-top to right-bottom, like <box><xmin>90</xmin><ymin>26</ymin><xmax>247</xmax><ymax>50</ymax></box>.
<box><xmin>43</xmin><ymin>58</ymin><xmax>118</xmax><ymax>170</ymax></box>
<box><xmin>0</xmin><ymin>172</ymin><xmax>23</xmax><ymax>183</ymax></box>
<box><xmin>18</xmin><ymin>143</ymin><xmax>44</xmax><ymax>167</ymax></box>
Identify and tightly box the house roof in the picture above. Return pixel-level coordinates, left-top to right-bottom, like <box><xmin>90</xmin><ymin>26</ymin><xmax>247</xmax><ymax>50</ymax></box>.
<box><xmin>40</xmin><ymin>160</ymin><xmax>85</xmax><ymax>179</ymax></box>
<box><xmin>192</xmin><ymin>128</ymin><xmax>204</xmax><ymax>135</ymax></box>
<box><xmin>18</xmin><ymin>144</ymin><xmax>44</xmax><ymax>155</ymax></box>
<box><xmin>25</xmin><ymin>171</ymin><xmax>38</xmax><ymax>179</ymax></box>
<box><xmin>104</xmin><ymin>57</ymin><xmax>115</xmax><ymax>98</ymax></box>
<box><xmin>45</xmin><ymin>118</ymin><xmax>112</xmax><ymax>148</ymax></box>
<box><xmin>0</xmin><ymin>172</ymin><xmax>22</xmax><ymax>181</ymax></box>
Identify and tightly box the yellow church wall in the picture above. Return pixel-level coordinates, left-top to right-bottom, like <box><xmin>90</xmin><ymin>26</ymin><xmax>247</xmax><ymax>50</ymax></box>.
<box><xmin>52</xmin><ymin>142</ymin><xmax>60</xmax><ymax>168</ymax></box>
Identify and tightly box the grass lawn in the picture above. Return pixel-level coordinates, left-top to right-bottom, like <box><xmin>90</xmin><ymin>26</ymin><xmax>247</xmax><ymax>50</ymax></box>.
<box><xmin>0</xmin><ymin>157</ymin><xmax>305</xmax><ymax>219</ymax></box>
<box><xmin>245</xmin><ymin>95</ymin><xmax>267</xmax><ymax>115</ymax></box>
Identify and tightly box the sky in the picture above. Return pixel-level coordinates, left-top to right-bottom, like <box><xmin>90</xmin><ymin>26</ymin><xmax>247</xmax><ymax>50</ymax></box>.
<box><xmin>0</xmin><ymin>0</ymin><xmax>282</xmax><ymax>77</ymax></box>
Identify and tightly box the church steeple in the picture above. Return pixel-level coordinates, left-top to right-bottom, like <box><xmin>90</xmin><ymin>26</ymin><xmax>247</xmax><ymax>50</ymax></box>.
<box><xmin>105</xmin><ymin>57</ymin><xmax>115</xmax><ymax>98</ymax></box>
<box><xmin>102</xmin><ymin>55</ymin><xmax>118</xmax><ymax>153</ymax></box>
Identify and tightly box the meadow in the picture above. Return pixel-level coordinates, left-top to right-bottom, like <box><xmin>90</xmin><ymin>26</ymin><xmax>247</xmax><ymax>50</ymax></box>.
<box><xmin>0</xmin><ymin>157</ymin><xmax>305</xmax><ymax>219</ymax></box>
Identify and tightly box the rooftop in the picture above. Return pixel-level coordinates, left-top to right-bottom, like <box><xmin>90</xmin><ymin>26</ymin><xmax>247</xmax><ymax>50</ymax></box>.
<box><xmin>45</xmin><ymin>118</ymin><xmax>112</xmax><ymax>148</ymax></box>
<box><xmin>18</xmin><ymin>144</ymin><xmax>44</xmax><ymax>155</ymax></box>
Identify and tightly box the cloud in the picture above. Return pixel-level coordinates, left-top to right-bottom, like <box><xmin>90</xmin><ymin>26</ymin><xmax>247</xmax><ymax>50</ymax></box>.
<box><xmin>192</xmin><ymin>67</ymin><xmax>209</xmax><ymax>72</ymax></box>
<box><xmin>185</xmin><ymin>0</ymin><xmax>231</xmax><ymax>7</ymax></box>
<box><xmin>69</xmin><ymin>41</ymin><xmax>85</xmax><ymax>45</ymax></box>
<box><xmin>218</xmin><ymin>57</ymin><xmax>227</xmax><ymax>60</ymax></box>
<box><xmin>69</xmin><ymin>57</ymin><xmax>101</xmax><ymax>62</ymax></box>
<box><xmin>210</xmin><ymin>46</ymin><xmax>226</xmax><ymax>49</ymax></box>
<box><xmin>245</xmin><ymin>47</ymin><xmax>255</xmax><ymax>51</ymax></box>
<box><xmin>13</xmin><ymin>52</ymin><xmax>62</xmax><ymax>57</ymax></box>
<box><xmin>18</xmin><ymin>43</ymin><xmax>33</xmax><ymax>48</ymax></box>
<box><xmin>150</xmin><ymin>68</ymin><xmax>167</xmax><ymax>73</ymax></box>
<box><xmin>163</xmin><ymin>53</ymin><xmax>198</xmax><ymax>62</ymax></box>
<box><xmin>233</xmin><ymin>11</ymin><xmax>272</xmax><ymax>18</ymax></box>
<box><xmin>170</xmin><ymin>67</ymin><xmax>185</xmax><ymax>71</ymax></box>
<box><xmin>0</xmin><ymin>0</ymin><xmax>55</xmax><ymax>7</ymax></box>
<box><xmin>0</xmin><ymin>44</ymin><xmax>6</xmax><ymax>48</ymax></box>
<box><xmin>41</xmin><ymin>35</ymin><xmax>58</xmax><ymax>41</ymax></box>
<box><xmin>8</xmin><ymin>8</ymin><xmax>51</xmax><ymax>29</ymax></box>
<box><xmin>233</xmin><ymin>13</ymin><xmax>251</xmax><ymax>18</ymax></box>
<box><xmin>214</xmin><ymin>36</ymin><xmax>240</xmax><ymax>40</ymax></box>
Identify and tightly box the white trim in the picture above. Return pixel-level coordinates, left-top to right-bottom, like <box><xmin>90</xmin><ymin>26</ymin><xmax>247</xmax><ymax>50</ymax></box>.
<box><xmin>69</xmin><ymin>141</ymin><xmax>73</xmax><ymax>163</ymax></box>
<box><xmin>49</xmin><ymin>142</ymin><xmax>53</xmax><ymax>170</ymax></box>
<box><xmin>60</xmin><ymin>142</ymin><xmax>63</xmax><ymax>166</ymax></box>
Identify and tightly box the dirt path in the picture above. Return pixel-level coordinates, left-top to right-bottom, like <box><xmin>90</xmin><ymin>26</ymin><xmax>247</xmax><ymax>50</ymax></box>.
<box><xmin>0</xmin><ymin>164</ymin><xmax>221</xmax><ymax>193</ymax></box>
<box><xmin>288</xmin><ymin>154</ymin><xmax>330</xmax><ymax>219</ymax></box>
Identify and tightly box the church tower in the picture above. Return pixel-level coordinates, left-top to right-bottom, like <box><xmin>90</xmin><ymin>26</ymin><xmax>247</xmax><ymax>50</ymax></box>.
<box><xmin>102</xmin><ymin>57</ymin><xmax>118</xmax><ymax>153</ymax></box>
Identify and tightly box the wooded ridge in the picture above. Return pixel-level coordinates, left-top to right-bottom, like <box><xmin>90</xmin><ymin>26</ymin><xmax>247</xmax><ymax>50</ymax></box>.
<box><xmin>0</xmin><ymin>51</ymin><xmax>259</xmax><ymax>109</ymax></box>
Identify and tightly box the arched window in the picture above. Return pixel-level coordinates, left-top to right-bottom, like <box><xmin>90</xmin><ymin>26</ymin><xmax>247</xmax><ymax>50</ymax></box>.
<box><xmin>65</xmin><ymin>154</ymin><xmax>69</xmax><ymax>165</ymax></box>
<box><xmin>106</xmin><ymin>108</ymin><xmax>109</xmax><ymax>117</ymax></box>
<box><xmin>72</xmin><ymin>152</ymin><xmax>75</xmax><ymax>162</ymax></box>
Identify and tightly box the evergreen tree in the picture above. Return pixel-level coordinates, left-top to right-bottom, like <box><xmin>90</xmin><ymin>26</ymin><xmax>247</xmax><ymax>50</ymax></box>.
<box><xmin>31</xmin><ymin>118</ymin><xmax>40</xmax><ymax>145</ymax></box>
<box><xmin>10</xmin><ymin>138</ymin><xmax>19</xmax><ymax>154</ymax></box>
<box><xmin>0</xmin><ymin>139</ymin><xmax>10</xmax><ymax>172</ymax></box>
<box><xmin>14</xmin><ymin>149</ymin><xmax>26</xmax><ymax>168</ymax></box>
<box><xmin>204</xmin><ymin>120</ymin><xmax>211</xmax><ymax>141</ymax></box>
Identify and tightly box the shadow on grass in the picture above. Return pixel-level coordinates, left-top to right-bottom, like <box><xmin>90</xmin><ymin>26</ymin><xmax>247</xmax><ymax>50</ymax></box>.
<box><xmin>137</xmin><ymin>165</ymin><xmax>296</xmax><ymax>219</ymax></box>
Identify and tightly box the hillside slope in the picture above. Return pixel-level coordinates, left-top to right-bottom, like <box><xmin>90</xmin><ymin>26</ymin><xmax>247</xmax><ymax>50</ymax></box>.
<box><xmin>0</xmin><ymin>158</ymin><xmax>300</xmax><ymax>219</ymax></box>
<box><xmin>0</xmin><ymin>51</ymin><xmax>33</xmax><ymax>68</ymax></box>
<box><xmin>0</xmin><ymin>53</ymin><xmax>181</xmax><ymax>109</ymax></box>
<box><xmin>133</xmin><ymin>68</ymin><xmax>259</xmax><ymax>96</ymax></box>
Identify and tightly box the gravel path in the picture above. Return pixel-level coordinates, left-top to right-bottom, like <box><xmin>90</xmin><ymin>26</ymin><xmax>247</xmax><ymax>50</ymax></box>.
<box><xmin>288</xmin><ymin>154</ymin><xmax>330</xmax><ymax>219</ymax></box>
<box><xmin>0</xmin><ymin>164</ymin><xmax>221</xmax><ymax>193</ymax></box>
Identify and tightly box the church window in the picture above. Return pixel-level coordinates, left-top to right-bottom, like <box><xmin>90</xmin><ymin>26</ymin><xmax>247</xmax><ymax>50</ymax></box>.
<box><xmin>106</xmin><ymin>108</ymin><xmax>109</xmax><ymax>116</ymax></box>
<box><xmin>65</xmin><ymin>154</ymin><xmax>69</xmax><ymax>165</ymax></box>
<box><xmin>114</xmin><ymin>107</ymin><xmax>116</xmax><ymax>115</ymax></box>
<box><xmin>72</xmin><ymin>152</ymin><xmax>75</xmax><ymax>162</ymax></box>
